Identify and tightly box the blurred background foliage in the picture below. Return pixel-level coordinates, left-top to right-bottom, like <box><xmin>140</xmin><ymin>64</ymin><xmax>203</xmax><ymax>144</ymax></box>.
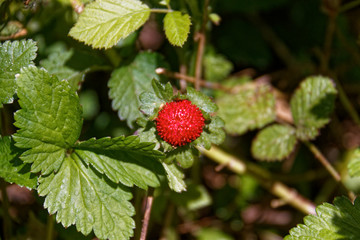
<box><xmin>1</xmin><ymin>0</ymin><xmax>360</xmax><ymax>239</ymax></box>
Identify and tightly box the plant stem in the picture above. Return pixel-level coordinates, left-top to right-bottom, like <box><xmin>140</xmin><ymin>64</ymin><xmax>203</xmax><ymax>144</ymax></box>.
<box><xmin>45</xmin><ymin>214</ymin><xmax>54</xmax><ymax>240</ymax></box>
<box><xmin>140</xmin><ymin>188</ymin><xmax>154</xmax><ymax>240</ymax></box>
<box><xmin>198</xmin><ymin>146</ymin><xmax>316</xmax><ymax>215</ymax></box>
<box><xmin>150</xmin><ymin>8</ymin><xmax>173</xmax><ymax>14</ymax></box>
<box><xmin>0</xmin><ymin>179</ymin><xmax>12</xmax><ymax>240</ymax></box>
<box><xmin>303</xmin><ymin>141</ymin><xmax>341</xmax><ymax>182</ymax></box>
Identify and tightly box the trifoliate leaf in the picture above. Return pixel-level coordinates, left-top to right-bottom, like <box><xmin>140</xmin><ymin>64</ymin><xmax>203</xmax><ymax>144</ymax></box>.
<box><xmin>217</xmin><ymin>84</ymin><xmax>276</xmax><ymax>135</ymax></box>
<box><xmin>108</xmin><ymin>52</ymin><xmax>167</xmax><ymax>128</ymax></box>
<box><xmin>0</xmin><ymin>136</ymin><xmax>37</xmax><ymax>189</ymax></box>
<box><xmin>348</xmin><ymin>149</ymin><xmax>360</xmax><ymax>177</ymax></box>
<box><xmin>285</xmin><ymin>196</ymin><xmax>360</xmax><ymax>240</ymax></box>
<box><xmin>165</xmin><ymin>146</ymin><xmax>198</xmax><ymax>169</ymax></box>
<box><xmin>162</xmin><ymin>162</ymin><xmax>186</xmax><ymax>192</ymax></box>
<box><xmin>163</xmin><ymin>11</ymin><xmax>191</xmax><ymax>47</ymax></box>
<box><xmin>203</xmin><ymin>53</ymin><xmax>233</xmax><ymax>82</ymax></box>
<box><xmin>74</xmin><ymin>136</ymin><xmax>164</xmax><ymax>189</ymax></box>
<box><xmin>252</xmin><ymin>124</ymin><xmax>297</xmax><ymax>161</ymax></box>
<box><xmin>13</xmin><ymin>66</ymin><xmax>83</xmax><ymax>175</ymax></box>
<box><xmin>170</xmin><ymin>182</ymin><xmax>211</xmax><ymax>211</ymax></box>
<box><xmin>187</xmin><ymin>87</ymin><xmax>218</xmax><ymax>114</ymax></box>
<box><xmin>38</xmin><ymin>155</ymin><xmax>135</xmax><ymax>240</ymax></box>
<box><xmin>0</xmin><ymin>40</ymin><xmax>37</xmax><ymax>106</ymax></box>
<box><xmin>290</xmin><ymin>76</ymin><xmax>337</xmax><ymax>141</ymax></box>
<box><xmin>69</xmin><ymin>0</ymin><xmax>151</xmax><ymax>49</ymax></box>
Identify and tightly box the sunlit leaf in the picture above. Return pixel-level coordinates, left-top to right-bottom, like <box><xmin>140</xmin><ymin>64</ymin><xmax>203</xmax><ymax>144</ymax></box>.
<box><xmin>163</xmin><ymin>11</ymin><xmax>191</xmax><ymax>47</ymax></box>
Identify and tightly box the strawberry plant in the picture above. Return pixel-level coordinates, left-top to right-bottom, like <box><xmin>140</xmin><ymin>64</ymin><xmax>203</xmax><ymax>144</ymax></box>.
<box><xmin>2</xmin><ymin>0</ymin><xmax>360</xmax><ymax>240</ymax></box>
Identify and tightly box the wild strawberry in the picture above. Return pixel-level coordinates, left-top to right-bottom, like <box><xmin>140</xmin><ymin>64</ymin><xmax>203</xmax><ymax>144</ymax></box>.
<box><xmin>155</xmin><ymin>99</ymin><xmax>205</xmax><ymax>147</ymax></box>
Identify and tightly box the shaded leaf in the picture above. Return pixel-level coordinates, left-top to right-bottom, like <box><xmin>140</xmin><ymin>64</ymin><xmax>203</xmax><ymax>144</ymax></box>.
<box><xmin>108</xmin><ymin>52</ymin><xmax>167</xmax><ymax>128</ymax></box>
<box><xmin>170</xmin><ymin>182</ymin><xmax>211</xmax><ymax>211</ymax></box>
<box><xmin>165</xmin><ymin>146</ymin><xmax>198</xmax><ymax>169</ymax></box>
<box><xmin>203</xmin><ymin>53</ymin><xmax>233</xmax><ymax>82</ymax></box>
<box><xmin>290</xmin><ymin>76</ymin><xmax>337</xmax><ymax>140</ymax></box>
<box><xmin>348</xmin><ymin>149</ymin><xmax>360</xmax><ymax>177</ymax></box>
<box><xmin>252</xmin><ymin>124</ymin><xmax>297</xmax><ymax>161</ymax></box>
<box><xmin>38</xmin><ymin>156</ymin><xmax>134</xmax><ymax>240</ymax></box>
<box><xmin>13</xmin><ymin>66</ymin><xmax>83</xmax><ymax>174</ymax></box>
<box><xmin>0</xmin><ymin>136</ymin><xmax>37</xmax><ymax>189</ymax></box>
<box><xmin>0</xmin><ymin>39</ymin><xmax>37</xmax><ymax>106</ymax></box>
<box><xmin>74</xmin><ymin>136</ymin><xmax>164</xmax><ymax>189</ymax></box>
<box><xmin>163</xmin><ymin>11</ymin><xmax>191</xmax><ymax>47</ymax></box>
<box><xmin>69</xmin><ymin>0</ymin><xmax>150</xmax><ymax>49</ymax></box>
<box><xmin>217</xmin><ymin>84</ymin><xmax>276</xmax><ymax>135</ymax></box>
<box><xmin>285</xmin><ymin>196</ymin><xmax>360</xmax><ymax>240</ymax></box>
<box><xmin>162</xmin><ymin>162</ymin><xmax>186</xmax><ymax>192</ymax></box>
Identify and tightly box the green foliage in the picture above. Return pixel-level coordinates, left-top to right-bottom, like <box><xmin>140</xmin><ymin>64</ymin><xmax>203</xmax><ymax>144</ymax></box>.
<box><xmin>285</xmin><ymin>196</ymin><xmax>360</xmax><ymax>240</ymax></box>
<box><xmin>196</xmin><ymin>228</ymin><xmax>234</xmax><ymax>240</ymax></box>
<box><xmin>252</xmin><ymin>124</ymin><xmax>297</xmax><ymax>161</ymax></box>
<box><xmin>74</xmin><ymin>136</ymin><xmax>164</xmax><ymax>189</ymax></box>
<box><xmin>217</xmin><ymin>84</ymin><xmax>276</xmax><ymax>135</ymax></box>
<box><xmin>170</xmin><ymin>182</ymin><xmax>211</xmax><ymax>211</ymax></box>
<box><xmin>13</xmin><ymin>66</ymin><xmax>83</xmax><ymax>175</ymax></box>
<box><xmin>348</xmin><ymin>149</ymin><xmax>360</xmax><ymax>177</ymax></box>
<box><xmin>162</xmin><ymin>162</ymin><xmax>186</xmax><ymax>192</ymax></box>
<box><xmin>38</xmin><ymin>156</ymin><xmax>135</xmax><ymax>240</ymax></box>
<box><xmin>291</xmin><ymin>76</ymin><xmax>337</xmax><ymax>140</ymax></box>
<box><xmin>203</xmin><ymin>53</ymin><xmax>233</xmax><ymax>82</ymax></box>
<box><xmin>163</xmin><ymin>11</ymin><xmax>191</xmax><ymax>47</ymax></box>
<box><xmin>69</xmin><ymin>0</ymin><xmax>151</xmax><ymax>49</ymax></box>
<box><xmin>0</xmin><ymin>39</ymin><xmax>37</xmax><ymax>106</ymax></box>
<box><xmin>0</xmin><ymin>136</ymin><xmax>37</xmax><ymax>189</ymax></box>
<box><xmin>108</xmin><ymin>52</ymin><xmax>167</xmax><ymax>128</ymax></box>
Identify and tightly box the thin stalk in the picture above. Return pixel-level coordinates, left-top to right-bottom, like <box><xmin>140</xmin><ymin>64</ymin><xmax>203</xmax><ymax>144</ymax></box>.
<box><xmin>0</xmin><ymin>179</ymin><xmax>11</xmax><ymax>240</ymax></box>
<box><xmin>150</xmin><ymin>8</ymin><xmax>173</xmax><ymax>14</ymax></box>
<box><xmin>198</xmin><ymin>146</ymin><xmax>316</xmax><ymax>215</ymax></box>
<box><xmin>140</xmin><ymin>188</ymin><xmax>154</xmax><ymax>240</ymax></box>
<box><xmin>45</xmin><ymin>214</ymin><xmax>54</xmax><ymax>240</ymax></box>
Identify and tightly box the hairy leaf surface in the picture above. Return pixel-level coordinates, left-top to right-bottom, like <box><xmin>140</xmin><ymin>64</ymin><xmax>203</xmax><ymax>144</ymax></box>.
<box><xmin>285</xmin><ymin>197</ymin><xmax>360</xmax><ymax>240</ymax></box>
<box><xmin>38</xmin><ymin>156</ymin><xmax>134</xmax><ymax>240</ymax></box>
<box><xmin>69</xmin><ymin>0</ymin><xmax>150</xmax><ymax>49</ymax></box>
<box><xmin>163</xmin><ymin>11</ymin><xmax>191</xmax><ymax>47</ymax></box>
<box><xmin>291</xmin><ymin>76</ymin><xmax>337</xmax><ymax>140</ymax></box>
<box><xmin>0</xmin><ymin>40</ymin><xmax>37</xmax><ymax>106</ymax></box>
<box><xmin>13</xmin><ymin>66</ymin><xmax>83</xmax><ymax>174</ymax></box>
<box><xmin>74</xmin><ymin>136</ymin><xmax>164</xmax><ymax>189</ymax></box>
<box><xmin>162</xmin><ymin>162</ymin><xmax>186</xmax><ymax>192</ymax></box>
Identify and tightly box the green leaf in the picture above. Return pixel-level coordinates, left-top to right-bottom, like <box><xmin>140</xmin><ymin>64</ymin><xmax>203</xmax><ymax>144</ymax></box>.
<box><xmin>187</xmin><ymin>87</ymin><xmax>218</xmax><ymax>114</ymax></box>
<box><xmin>152</xmin><ymin>79</ymin><xmax>173</xmax><ymax>102</ymax></box>
<box><xmin>252</xmin><ymin>124</ymin><xmax>297</xmax><ymax>161</ymax></box>
<box><xmin>206</xmin><ymin>116</ymin><xmax>226</xmax><ymax>146</ymax></box>
<box><xmin>203</xmin><ymin>53</ymin><xmax>233</xmax><ymax>82</ymax></box>
<box><xmin>69</xmin><ymin>0</ymin><xmax>151</xmax><ymax>49</ymax></box>
<box><xmin>0</xmin><ymin>136</ymin><xmax>37</xmax><ymax>189</ymax></box>
<box><xmin>162</xmin><ymin>162</ymin><xmax>186</xmax><ymax>192</ymax></box>
<box><xmin>285</xmin><ymin>196</ymin><xmax>360</xmax><ymax>240</ymax></box>
<box><xmin>290</xmin><ymin>76</ymin><xmax>337</xmax><ymax>140</ymax></box>
<box><xmin>165</xmin><ymin>147</ymin><xmax>198</xmax><ymax>169</ymax></box>
<box><xmin>163</xmin><ymin>11</ymin><xmax>191</xmax><ymax>47</ymax></box>
<box><xmin>108</xmin><ymin>52</ymin><xmax>167</xmax><ymax>128</ymax></box>
<box><xmin>348</xmin><ymin>149</ymin><xmax>360</xmax><ymax>177</ymax></box>
<box><xmin>38</xmin><ymin>155</ymin><xmax>135</xmax><ymax>240</ymax></box>
<box><xmin>196</xmin><ymin>228</ymin><xmax>234</xmax><ymax>240</ymax></box>
<box><xmin>217</xmin><ymin>84</ymin><xmax>276</xmax><ymax>135</ymax></box>
<box><xmin>13</xmin><ymin>66</ymin><xmax>83</xmax><ymax>175</ymax></box>
<box><xmin>0</xmin><ymin>40</ymin><xmax>37</xmax><ymax>106</ymax></box>
<box><xmin>74</xmin><ymin>136</ymin><xmax>164</xmax><ymax>189</ymax></box>
<box><xmin>170</xmin><ymin>182</ymin><xmax>211</xmax><ymax>211</ymax></box>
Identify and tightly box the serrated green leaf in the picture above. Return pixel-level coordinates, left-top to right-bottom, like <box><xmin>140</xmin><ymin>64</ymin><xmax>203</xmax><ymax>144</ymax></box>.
<box><xmin>139</xmin><ymin>92</ymin><xmax>164</xmax><ymax>118</ymax></box>
<box><xmin>165</xmin><ymin>147</ymin><xmax>198</xmax><ymax>168</ymax></box>
<box><xmin>69</xmin><ymin>0</ymin><xmax>150</xmax><ymax>49</ymax></box>
<box><xmin>187</xmin><ymin>87</ymin><xmax>218</xmax><ymax>114</ymax></box>
<box><xmin>13</xmin><ymin>66</ymin><xmax>83</xmax><ymax>175</ymax></box>
<box><xmin>163</xmin><ymin>11</ymin><xmax>191</xmax><ymax>47</ymax></box>
<box><xmin>217</xmin><ymin>84</ymin><xmax>276</xmax><ymax>135</ymax></box>
<box><xmin>252</xmin><ymin>124</ymin><xmax>297</xmax><ymax>161</ymax></box>
<box><xmin>290</xmin><ymin>76</ymin><xmax>337</xmax><ymax>141</ymax></box>
<box><xmin>74</xmin><ymin>136</ymin><xmax>164</xmax><ymax>189</ymax></box>
<box><xmin>0</xmin><ymin>136</ymin><xmax>37</xmax><ymax>189</ymax></box>
<box><xmin>170</xmin><ymin>182</ymin><xmax>211</xmax><ymax>211</ymax></box>
<box><xmin>348</xmin><ymin>149</ymin><xmax>360</xmax><ymax>177</ymax></box>
<box><xmin>0</xmin><ymin>40</ymin><xmax>37</xmax><ymax>106</ymax></box>
<box><xmin>38</xmin><ymin>155</ymin><xmax>135</xmax><ymax>240</ymax></box>
<box><xmin>152</xmin><ymin>79</ymin><xmax>173</xmax><ymax>101</ymax></box>
<box><xmin>108</xmin><ymin>52</ymin><xmax>167</xmax><ymax>128</ymax></box>
<box><xmin>285</xmin><ymin>196</ymin><xmax>360</xmax><ymax>240</ymax></box>
<box><xmin>162</xmin><ymin>162</ymin><xmax>186</xmax><ymax>192</ymax></box>
<box><xmin>207</xmin><ymin>116</ymin><xmax>225</xmax><ymax>145</ymax></box>
<box><xmin>203</xmin><ymin>53</ymin><xmax>233</xmax><ymax>82</ymax></box>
